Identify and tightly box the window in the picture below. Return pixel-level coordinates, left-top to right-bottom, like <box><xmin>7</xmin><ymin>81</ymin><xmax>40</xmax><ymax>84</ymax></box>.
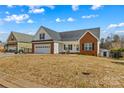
<box><xmin>84</xmin><ymin>43</ymin><xmax>93</xmax><ymax>51</ymax></box>
<box><xmin>68</xmin><ymin>44</ymin><xmax>72</xmax><ymax>50</ymax></box>
<box><xmin>39</xmin><ymin>33</ymin><xmax>45</xmax><ymax>40</ymax></box>
<box><xmin>76</xmin><ymin>45</ymin><xmax>79</xmax><ymax>51</ymax></box>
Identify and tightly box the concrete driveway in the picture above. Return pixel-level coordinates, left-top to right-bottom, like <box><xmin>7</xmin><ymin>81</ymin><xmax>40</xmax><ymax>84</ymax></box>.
<box><xmin>0</xmin><ymin>53</ymin><xmax>15</xmax><ymax>58</ymax></box>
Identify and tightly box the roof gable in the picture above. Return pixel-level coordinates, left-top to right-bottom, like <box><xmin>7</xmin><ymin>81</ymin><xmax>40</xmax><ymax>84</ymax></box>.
<box><xmin>7</xmin><ymin>32</ymin><xmax>17</xmax><ymax>42</ymax></box>
<box><xmin>9</xmin><ymin>32</ymin><xmax>33</xmax><ymax>42</ymax></box>
<box><xmin>34</xmin><ymin>26</ymin><xmax>61</xmax><ymax>41</ymax></box>
<box><xmin>78</xmin><ymin>31</ymin><xmax>99</xmax><ymax>41</ymax></box>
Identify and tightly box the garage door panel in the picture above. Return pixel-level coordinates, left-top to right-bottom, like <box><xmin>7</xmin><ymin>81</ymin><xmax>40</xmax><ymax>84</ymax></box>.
<box><xmin>8</xmin><ymin>46</ymin><xmax>17</xmax><ymax>51</ymax></box>
<box><xmin>34</xmin><ymin>44</ymin><xmax>51</xmax><ymax>54</ymax></box>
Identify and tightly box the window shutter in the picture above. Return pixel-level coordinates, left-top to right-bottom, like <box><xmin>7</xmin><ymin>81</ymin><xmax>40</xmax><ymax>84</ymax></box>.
<box><xmin>71</xmin><ymin>45</ymin><xmax>72</xmax><ymax>50</ymax></box>
<box><xmin>39</xmin><ymin>34</ymin><xmax>41</xmax><ymax>40</ymax></box>
<box><xmin>64</xmin><ymin>45</ymin><xmax>66</xmax><ymax>50</ymax></box>
<box><xmin>68</xmin><ymin>45</ymin><xmax>70</xmax><ymax>50</ymax></box>
<box><xmin>92</xmin><ymin>43</ymin><xmax>94</xmax><ymax>50</ymax></box>
<box><xmin>82</xmin><ymin>44</ymin><xmax>84</xmax><ymax>50</ymax></box>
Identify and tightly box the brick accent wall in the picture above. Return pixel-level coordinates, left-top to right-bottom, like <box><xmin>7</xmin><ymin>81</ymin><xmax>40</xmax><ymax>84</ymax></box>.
<box><xmin>51</xmin><ymin>42</ymin><xmax>54</xmax><ymax>54</ymax></box>
<box><xmin>80</xmin><ymin>32</ymin><xmax>98</xmax><ymax>56</ymax></box>
<box><xmin>32</xmin><ymin>43</ymin><xmax>34</xmax><ymax>53</ymax></box>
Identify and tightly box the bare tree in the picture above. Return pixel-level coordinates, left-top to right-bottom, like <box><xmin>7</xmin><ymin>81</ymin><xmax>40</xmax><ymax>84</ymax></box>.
<box><xmin>120</xmin><ymin>35</ymin><xmax>124</xmax><ymax>48</ymax></box>
<box><xmin>104</xmin><ymin>36</ymin><xmax>112</xmax><ymax>49</ymax></box>
<box><xmin>100</xmin><ymin>38</ymin><xmax>105</xmax><ymax>48</ymax></box>
<box><xmin>103</xmin><ymin>34</ymin><xmax>124</xmax><ymax>50</ymax></box>
<box><xmin>111</xmin><ymin>34</ymin><xmax>121</xmax><ymax>49</ymax></box>
<box><xmin>113</xmin><ymin>34</ymin><xmax>120</xmax><ymax>42</ymax></box>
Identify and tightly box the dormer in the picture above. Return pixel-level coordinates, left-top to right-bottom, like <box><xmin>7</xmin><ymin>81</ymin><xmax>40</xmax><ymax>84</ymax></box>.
<box><xmin>34</xmin><ymin>27</ymin><xmax>52</xmax><ymax>40</ymax></box>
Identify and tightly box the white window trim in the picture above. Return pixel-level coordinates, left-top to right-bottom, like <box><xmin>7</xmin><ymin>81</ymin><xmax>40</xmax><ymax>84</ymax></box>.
<box><xmin>84</xmin><ymin>43</ymin><xmax>93</xmax><ymax>51</ymax></box>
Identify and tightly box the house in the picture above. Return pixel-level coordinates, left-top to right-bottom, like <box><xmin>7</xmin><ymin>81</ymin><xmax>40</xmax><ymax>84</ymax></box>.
<box><xmin>100</xmin><ymin>49</ymin><xmax>110</xmax><ymax>57</ymax></box>
<box><xmin>6</xmin><ymin>32</ymin><xmax>33</xmax><ymax>53</ymax></box>
<box><xmin>32</xmin><ymin>26</ymin><xmax>100</xmax><ymax>56</ymax></box>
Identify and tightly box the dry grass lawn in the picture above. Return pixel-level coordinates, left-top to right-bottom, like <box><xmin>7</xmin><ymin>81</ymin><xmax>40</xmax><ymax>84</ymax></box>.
<box><xmin>0</xmin><ymin>54</ymin><xmax>123</xmax><ymax>88</ymax></box>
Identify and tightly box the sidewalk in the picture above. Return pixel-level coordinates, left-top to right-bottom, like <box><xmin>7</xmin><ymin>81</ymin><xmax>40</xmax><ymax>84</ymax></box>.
<box><xmin>0</xmin><ymin>53</ymin><xmax>15</xmax><ymax>58</ymax></box>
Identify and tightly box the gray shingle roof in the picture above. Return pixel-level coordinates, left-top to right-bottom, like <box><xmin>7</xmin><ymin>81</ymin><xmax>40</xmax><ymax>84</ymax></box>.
<box><xmin>41</xmin><ymin>26</ymin><xmax>61</xmax><ymax>41</ymax></box>
<box><xmin>59</xmin><ymin>28</ymin><xmax>100</xmax><ymax>41</ymax></box>
<box><xmin>12</xmin><ymin>32</ymin><xmax>33</xmax><ymax>42</ymax></box>
<box><xmin>40</xmin><ymin>26</ymin><xmax>100</xmax><ymax>41</ymax></box>
<box><xmin>11</xmin><ymin>26</ymin><xmax>100</xmax><ymax>42</ymax></box>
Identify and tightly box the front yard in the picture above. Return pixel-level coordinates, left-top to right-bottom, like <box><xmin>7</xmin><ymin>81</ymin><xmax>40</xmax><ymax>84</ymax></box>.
<box><xmin>0</xmin><ymin>54</ymin><xmax>123</xmax><ymax>88</ymax></box>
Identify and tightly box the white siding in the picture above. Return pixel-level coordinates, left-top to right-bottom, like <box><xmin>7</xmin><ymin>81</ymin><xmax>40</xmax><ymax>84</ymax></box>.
<box><xmin>57</xmin><ymin>41</ymin><xmax>80</xmax><ymax>53</ymax></box>
<box><xmin>17</xmin><ymin>42</ymin><xmax>32</xmax><ymax>51</ymax></box>
<box><xmin>54</xmin><ymin>43</ymin><xmax>59</xmax><ymax>54</ymax></box>
<box><xmin>58</xmin><ymin>43</ymin><xmax>63</xmax><ymax>53</ymax></box>
<box><xmin>34</xmin><ymin>28</ymin><xmax>52</xmax><ymax>40</ymax></box>
<box><xmin>97</xmin><ymin>41</ymin><xmax>100</xmax><ymax>56</ymax></box>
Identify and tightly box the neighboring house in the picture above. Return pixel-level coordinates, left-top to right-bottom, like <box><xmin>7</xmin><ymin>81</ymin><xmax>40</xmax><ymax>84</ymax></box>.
<box><xmin>32</xmin><ymin>26</ymin><xmax>100</xmax><ymax>56</ymax></box>
<box><xmin>100</xmin><ymin>49</ymin><xmax>110</xmax><ymax>57</ymax></box>
<box><xmin>6</xmin><ymin>32</ymin><xmax>33</xmax><ymax>53</ymax></box>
